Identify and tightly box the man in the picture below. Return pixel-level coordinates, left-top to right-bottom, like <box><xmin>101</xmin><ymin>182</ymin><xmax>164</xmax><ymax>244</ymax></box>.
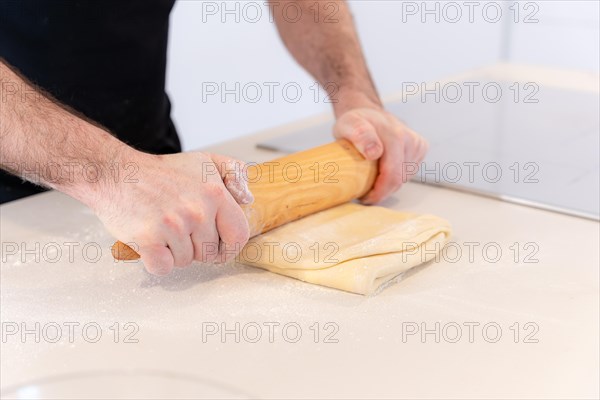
<box><xmin>0</xmin><ymin>0</ymin><xmax>428</xmax><ymax>275</ymax></box>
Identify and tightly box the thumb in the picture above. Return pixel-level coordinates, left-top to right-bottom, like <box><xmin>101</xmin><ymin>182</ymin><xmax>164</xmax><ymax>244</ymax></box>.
<box><xmin>333</xmin><ymin>114</ymin><xmax>384</xmax><ymax>160</ymax></box>
<box><xmin>209</xmin><ymin>154</ymin><xmax>254</xmax><ymax>205</ymax></box>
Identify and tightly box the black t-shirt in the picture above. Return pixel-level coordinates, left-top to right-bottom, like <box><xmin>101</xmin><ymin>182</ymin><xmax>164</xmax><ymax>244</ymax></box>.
<box><xmin>0</xmin><ymin>0</ymin><xmax>180</xmax><ymax>203</ymax></box>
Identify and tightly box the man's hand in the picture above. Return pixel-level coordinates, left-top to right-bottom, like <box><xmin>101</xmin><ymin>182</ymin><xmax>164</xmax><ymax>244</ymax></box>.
<box><xmin>270</xmin><ymin>0</ymin><xmax>428</xmax><ymax>203</ymax></box>
<box><xmin>91</xmin><ymin>150</ymin><xmax>253</xmax><ymax>275</ymax></box>
<box><xmin>333</xmin><ymin>106</ymin><xmax>428</xmax><ymax>204</ymax></box>
<box><xmin>1</xmin><ymin>59</ymin><xmax>253</xmax><ymax>277</ymax></box>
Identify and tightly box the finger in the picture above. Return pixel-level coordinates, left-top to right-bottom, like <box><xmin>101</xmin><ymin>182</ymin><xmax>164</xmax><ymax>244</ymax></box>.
<box><xmin>160</xmin><ymin>213</ymin><xmax>195</xmax><ymax>268</ymax></box>
<box><xmin>404</xmin><ymin>137</ymin><xmax>427</xmax><ymax>181</ymax></box>
<box><xmin>361</xmin><ymin>136</ymin><xmax>405</xmax><ymax>204</ymax></box>
<box><xmin>333</xmin><ymin>115</ymin><xmax>384</xmax><ymax>160</ymax></box>
<box><xmin>216</xmin><ymin>241</ymin><xmax>241</xmax><ymax>264</ymax></box>
<box><xmin>210</xmin><ymin>154</ymin><xmax>254</xmax><ymax>205</ymax></box>
<box><xmin>139</xmin><ymin>244</ymin><xmax>175</xmax><ymax>276</ymax></box>
<box><xmin>406</xmin><ymin>130</ymin><xmax>427</xmax><ymax>161</ymax></box>
<box><xmin>167</xmin><ymin>234</ymin><xmax>195</xmax><ymax>268</ymax></box>
<box><xmin>411</xmin><ymin>142</ymin><xmax>426</xmax><ymax>168</ymax></box>
<box><xmin>402</xmin><ymin>142</ymin><xmax>421</xmax><ymax>179</ymax></box>
<box><xmin>191</xmin><ymin>225</ymin><xmax>220</xmax><ymax>264</ymax></box>
<box><xmin>417</xmin><ymin>137</ymin><xmax>429</xmax><ymax>163</ymax></box>
<box><xmin>215</xmin><ymin>196</ymin><xmax>250</xmax><ymax>263</ymax></box>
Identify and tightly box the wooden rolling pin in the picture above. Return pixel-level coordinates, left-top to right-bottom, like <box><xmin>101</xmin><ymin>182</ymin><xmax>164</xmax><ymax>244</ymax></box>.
<box><xmin>111</xmin><ymin>139</ymin><xmax>378</xmax><ymax>260</ymax></box>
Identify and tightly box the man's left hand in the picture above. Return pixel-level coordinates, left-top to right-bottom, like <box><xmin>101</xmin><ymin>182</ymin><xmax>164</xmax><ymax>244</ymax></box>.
<box><xmin>333</xmin><ymin>106</ymin><xmax>429</xmax><ymax>204</ymax></box>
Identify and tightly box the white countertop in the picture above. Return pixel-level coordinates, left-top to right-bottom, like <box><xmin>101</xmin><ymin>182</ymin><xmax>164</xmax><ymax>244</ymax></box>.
<box><xmin>1</xmin><ymin>65</ymin><xmax>598</xmax><ymax>399</ymax></box>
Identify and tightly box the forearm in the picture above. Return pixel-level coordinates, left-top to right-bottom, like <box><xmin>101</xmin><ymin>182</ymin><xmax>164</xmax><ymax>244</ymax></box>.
<box><xmin>0</xmin><ymin>59</ymin><xmax>139</xmax><ymax>207</ymax></box>
<box><xmin>269</xmin><ymin>0</ymin><xmax>381</xmax><ymax>115</ymax></box>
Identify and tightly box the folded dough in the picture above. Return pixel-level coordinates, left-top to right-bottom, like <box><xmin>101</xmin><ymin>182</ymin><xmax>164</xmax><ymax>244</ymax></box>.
<box><xmin>239</xmin><ymin>203</ymin><xmax>452</xmax><ymax>295</ymax></box>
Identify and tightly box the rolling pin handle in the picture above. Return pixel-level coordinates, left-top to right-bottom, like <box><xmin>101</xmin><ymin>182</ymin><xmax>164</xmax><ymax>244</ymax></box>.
<box><xmin>111</xmin><ymin>241</ymin><xmax>141</xmax><ymax>261</ymax></box>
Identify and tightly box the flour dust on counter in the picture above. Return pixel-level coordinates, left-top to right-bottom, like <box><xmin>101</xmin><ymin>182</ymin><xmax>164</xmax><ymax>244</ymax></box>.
<box><xmin>239</xmin><ymin>203</ymin><xmax>452</xmax><ymax>295</ymax></box>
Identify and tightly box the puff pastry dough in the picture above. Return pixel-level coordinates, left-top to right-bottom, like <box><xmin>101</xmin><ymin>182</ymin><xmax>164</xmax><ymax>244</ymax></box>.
<box><xmin>239</xmin><ymin>203</ymin><xmax>452</xmax><ymax>295</ymax></box>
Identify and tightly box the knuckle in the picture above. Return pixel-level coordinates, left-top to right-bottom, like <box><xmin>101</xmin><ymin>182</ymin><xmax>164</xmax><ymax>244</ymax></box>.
<box><xmin>186</xmin><ymin>209</ymin><xmax>205</xmax><ymax>224</ymax></box>
<box><xmin>161</xmin><ymin>213</ymin><xmax>177</xmax><ymax>228</ymax></box>
<box><xmin>351</xmin><ymin>122</ymin><xmax>375</xmax><ymax>140</ymax></box>
<box><xmin>393</xmin><ymin>125</ymin><xmax>407</xmax><ymax>138</ymax></box>
<box><xmin>204</xmin><ymin>182</ymin><xmax>225</xmax><ymax>199</ymax></box>
<box><xmin>162</xmin><ymin>213</ymin><xmax>185</xmax><ymax>235</ymax></box>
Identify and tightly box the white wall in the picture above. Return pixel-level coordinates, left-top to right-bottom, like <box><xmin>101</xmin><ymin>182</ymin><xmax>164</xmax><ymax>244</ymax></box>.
<box><xmin>165</xmin><ymin>0</ymin><xmax>598</xmax><ymax>151</ymax></box>
<box><xmin>507</xmin><ymin>0</ymin><xmax>600</xmax><ymax>71</ymax></box>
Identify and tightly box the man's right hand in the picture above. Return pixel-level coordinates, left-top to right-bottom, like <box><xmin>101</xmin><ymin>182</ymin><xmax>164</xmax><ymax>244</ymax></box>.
<box><xmin>1</xmin><ymin>60</ymin><xmax>252</xmax><ymax>275</ymax></box>
<box><xmin>91</xmin><ymin>150</ymin><xmax>253</xmax><ymax>275</ymax></box>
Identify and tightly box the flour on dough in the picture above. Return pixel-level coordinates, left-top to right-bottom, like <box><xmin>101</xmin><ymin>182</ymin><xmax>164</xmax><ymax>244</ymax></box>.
<box><xmin>238</xmin><ymin>203</ymin><xmax>452</xmax><ymax>295</ymax></box>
